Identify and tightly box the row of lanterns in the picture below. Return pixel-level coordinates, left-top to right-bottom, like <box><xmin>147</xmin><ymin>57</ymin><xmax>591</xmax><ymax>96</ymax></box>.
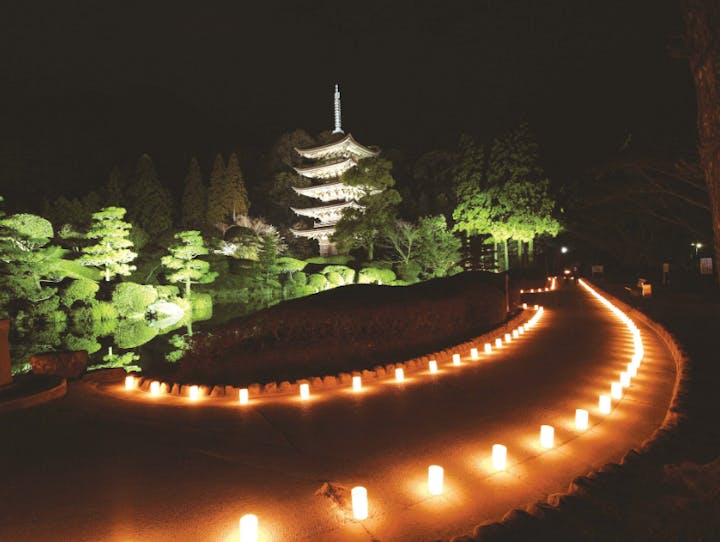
<box><xmin>124</xmin><ymin>307</ymin><xmax>546</xmax><ymax>403</ymax></box>
<box><xmin>235</xmin><ymin>280</ymin><xmax>646</xmax><ymax>541</ymax></box>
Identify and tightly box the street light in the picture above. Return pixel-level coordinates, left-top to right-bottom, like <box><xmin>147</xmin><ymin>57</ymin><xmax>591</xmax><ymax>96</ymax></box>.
<box><xmin>561</xmin><ymin>246</ymin><xmax>568</xmax><ymax>254</ymax></box>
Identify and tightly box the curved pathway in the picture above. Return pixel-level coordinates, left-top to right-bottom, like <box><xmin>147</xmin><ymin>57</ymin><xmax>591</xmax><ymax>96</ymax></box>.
<box><xmin>0</xmin><ymin>282</ymin><xmax>676</xmax><ymax>542</ymax></box>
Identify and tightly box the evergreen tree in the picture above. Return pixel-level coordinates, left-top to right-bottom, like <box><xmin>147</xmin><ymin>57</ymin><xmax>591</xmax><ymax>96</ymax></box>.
<box><xmin>161</xmin><ymin>230</ymin><xmax>216</xmax><ymax>298</ymax></box>
<box><xmin>79</xmin><ymin>207</ymin><xmax>137</xmax><ymax>282</ymax></box>
<box><xmin>333</xmin><ymin>157</ymin><xmax>401</xmax><ymax>260</ymax></box>
<box><xmin>205</xmin><ymin>153</ymin><xmax>227</xmax><ymax>230</ymax></box>
<box><xmin>105</xmin><ymin>166</ymin><xmax>125</xmax><ymax>207</ymax></box>
<box><xmin>128</xmin><ymin>154</ymin><xmax>173</xmax><ymax>238</ymax></box>
<box><xmin>224</xmin><ymin>152</ymin><xmax>250</xmax><ymax>222</ymax></box>
<box><xmin>181</xmin><ymin>157</ymin><xmax>206</xmax><ymax>229</ymax></box>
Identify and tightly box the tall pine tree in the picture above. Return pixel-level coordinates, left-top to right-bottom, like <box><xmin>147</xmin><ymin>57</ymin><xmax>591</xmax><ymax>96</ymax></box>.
<box><xmin>205</xmin><ymin>153</ymin><xmax>227</xmax><ymax>230</ymax></box>
<box><xmin>128</xmin><ymin>154</ymin><xmax>174</xmax><ymax>238</ymax></box>
<box><xmin>224</xmin><ymin>152</ymin><xmax>250</xmax><ymax>222</ymax></box>
<box><xmin>181</xmin><ymin>157</ymin><xmax>206</xmax><ymax>229</ymax></box>
<box><xmin>105</xmin><ymin>166</ymin><xmax>126</xmax><ymax>207</ymax></box>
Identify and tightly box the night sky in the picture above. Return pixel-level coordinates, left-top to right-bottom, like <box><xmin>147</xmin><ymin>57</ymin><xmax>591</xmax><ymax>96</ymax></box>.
<box><xmin>0</xmin><ymin>0</ymin><xmax>695</xmax><ymax>208</ymax></box>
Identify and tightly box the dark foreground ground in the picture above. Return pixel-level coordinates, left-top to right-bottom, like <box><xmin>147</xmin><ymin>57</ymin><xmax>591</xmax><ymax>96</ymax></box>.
<box><xmin>0</xmin><ymin>284</ymin><xmax>678</xmax><ymax>541</ymax></box>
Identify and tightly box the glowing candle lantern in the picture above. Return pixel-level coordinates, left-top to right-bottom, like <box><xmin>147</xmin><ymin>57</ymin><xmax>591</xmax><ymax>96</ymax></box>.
<box><xmin>611</xmin><ymin>381</ymin><xmax>622</xmax><ymax>400</ymax></box>
<box><xmin>452</xmin><ymin>353</ymin><xmax>461</xmax><ymax>366</ymax></box>
<box><xmin>534</xmin><ymin>304</ymin><xmax>539</xmax><ymax>310</ymax></box>
<box><xmin>495</xmin><ymin>338</ymin><xmax>503</xmax><ymax>349</ymax></box>
<box><xmin>470</xmin><ymin>347</ymin><xmax>479</xmax><ymax>360</ymax></box>
<box><xmin>124</xmin><ymin>375</ymin><xmax>135</xmax><ymax>391</ymax></box>
<box><xmin>627</xmin><ymin>363</ymin><xmax>637</xmax><ymax>377</ymax></box>
<box><xmin>189</xmin><ymin>385</ymin><xmax>200</xmax><ymax>401</ymax></box>
<box><xmin>351</xmin><ymin>486</ymin><xmax>368</xmax><ymax>520</ymax></box>
<box><xmin>520</xmin><ymin>289</ymin><xmax>525</xmax><ymax>294</ymax></box>
<box><xmin>395</xmin><ymin>367</ymin><xmax>405</xmax><ymax>382</ymax></box>
<box><xmin>428</xmin><ymin>465</ymin><xmax>444</xmax><ymax>495</ymax></box>
<box><xmin>492</xmin><ymin>444</ymin><xmax>507</xmax><ymax>471</ymax></box>
<box><xmin>504</xmin><ymin>333</ymin><xmax>512</xmax><ymax>343</ymax></box>
<box><xmin>540</xmin><ymin>425</ymin><xmax>555</xmax><ymax>448</ymax></box>
<box><xmin>530</xmin><ymin>288</ymin><xmax>535</xmax><ymax>293</ymax></box>
<box><xmin>599</xmin><ymin>394</ymin><xmax>611</xmax><ymax>414</ymax></box>
<box><xmin>352</xmin><ymin>375</ymin><xmax>362</xmax><ymax>391</ymax></box>
<box><xmin>620</xmin><ymin>371</ymin><xmax>630</xmax><ymax>388</ymax></box>
<box><xmin>512</xmin><ymin>329</ymin><xmax>519</xmax><ymax>339</ymax></box>
<box><xmin>484</xmin><ymin>343</ymin><xmax>492</xmax><ymax>354</ymax></box>
<box><xmin>150</xmin><ymin>381</ymin><xmax>160</xmax><ymax>397</ymax></box>
<box><xmin>428</xmin><ymin>360</ymin><xmax>438</xmax><ymax>374</ymax></box>
<box><xmin>300</xmin><ymin>382</ymin><xmax>310</xmax><ymax>399</ymax></box>
<box><xmin>239</xmin><ymin>514</ymin><xmax>258</xmax><ymax>542</ymax></box>
<box><xmin>518</xmin><ymin>326</ymin><xmax>525</xmax><ymax>335</ymax></box>
<box><xmin>522</xmin><ymin>303</ymin><xmax>527</xmax><ymax>309</ymax></box>
<box><xmin>239</xmin><ymin>388</ymin><xmax>249</xmax><ymax>405</ymax></box>
<box><xmin>575</xmin><ymin>408</ymin><xmax>589</xmax><ymax>431</ymax></box>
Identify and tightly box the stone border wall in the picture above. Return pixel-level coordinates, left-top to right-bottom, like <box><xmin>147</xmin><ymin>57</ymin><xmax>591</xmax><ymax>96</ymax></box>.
<box><xmin>452</xmin><ymin>281</ymin><xmax>689</xmax><ymax>542</ymax></box>
<box><xmin>130</xmin><ymin>309</ymin><xmax>533</xmax><ymax>401</ymax></box>
<box><xmin>0</xmin><ymin>378</ymin><xmax>67</xmax><ymax>413</ymax></box>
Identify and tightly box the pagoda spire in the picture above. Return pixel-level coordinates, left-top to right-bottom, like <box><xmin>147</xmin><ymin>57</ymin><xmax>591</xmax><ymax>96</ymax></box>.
<box><xmin>332</xmin><ymin>84</ymin><xmax>344</xmax><ymax>134</ymax></box>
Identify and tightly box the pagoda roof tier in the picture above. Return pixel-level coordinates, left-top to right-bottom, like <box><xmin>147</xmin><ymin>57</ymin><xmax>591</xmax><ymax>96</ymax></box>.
<box><xmin>292</xmin><ymin>181</ymin><xmax>367</xmax><ymax>202</ymax></box>
<box><xmin>289</xmin><ymin>225</ymin><xmax>336</xmax><ymax>240</ymax></box>
<box><xmin>290</xmin><ymin>200</ymin><xmax>362</xmax><ymax>224</ymax></box>
<box><xmin>295</xmin><ymin>133</ymin><xmax>379</xmax><ymax>161</ymax></box>
<box><xmin>294</xmin><ymin>157</ymin><xmax>356</xmax><ymax>180</ymax></box>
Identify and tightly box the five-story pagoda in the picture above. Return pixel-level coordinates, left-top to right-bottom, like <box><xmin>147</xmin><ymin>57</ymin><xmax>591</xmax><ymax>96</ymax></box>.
<box><xmin>290</xmin><ymin>85</ymin><xmax>379</xmax><ymax>256</ymax></box>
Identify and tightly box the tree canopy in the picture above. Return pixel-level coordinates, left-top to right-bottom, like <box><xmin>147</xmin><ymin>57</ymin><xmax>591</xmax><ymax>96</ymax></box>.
<box><xmin>79</xmin><ymin>207</ymin><xmax>137</xmax><ymax>282</ymax></box>
<box><xmin>161</xmin><ymin>230</ymin><xmax>217</xmax><ymax>297</ymax></box>
<box><xmin>333</xmin><ymin>157</ymin><xmax>401</xmax><ymax>260</ymax></box>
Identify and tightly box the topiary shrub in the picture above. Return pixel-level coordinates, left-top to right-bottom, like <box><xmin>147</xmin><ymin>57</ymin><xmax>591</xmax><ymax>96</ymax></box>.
<box><xmin>396</xmin><ymin>261</ymin><xmax>422</xmax><ymax>283</ymax></box>
<box><xmin>277</xmin><ymin>257</ymin><xmax>308</xmax><ymax>273</ymax></box>
<box><xmin>60</xmin><ymin>279</ymin><xmax>99</xmax><ymax>308</ymax></box>
<box><xmin>321</xmin><ymin>265</ymin><xmax>355</xmax><ymax>285</ymax></box>
<box><xmin>325</xmin><ymin>271</ymin><xmax>343</xmax><ymax>287</ymax></box>
<box><xmin>112</xmin><ymin>282</ymin><xmax>158</xmax><ymax>317</ymax></box>
<box><xmin>358</xmin><ymin>267</ymin><xmax>397</xmax><ymax>285</ymax></box>
<box><xmin>307</xmin><ymin>273</ymin><xmax>327</xmax><ymax>292</ymax></box>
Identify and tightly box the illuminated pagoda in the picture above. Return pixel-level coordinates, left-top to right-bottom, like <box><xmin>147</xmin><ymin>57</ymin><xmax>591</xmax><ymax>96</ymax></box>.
<box><xmin>290</xmin><ymin>85</ymin><xmax>379</xmax><ymax>256</ymax></box>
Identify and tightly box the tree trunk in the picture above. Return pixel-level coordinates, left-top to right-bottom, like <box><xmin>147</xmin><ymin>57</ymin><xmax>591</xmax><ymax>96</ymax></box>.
<box><xmin>185</xmin><ymin>279</ymin><xmax>191</xmax><ymax>298</ymax></box>
<box><xmin>105</xmin><ymin>267</ymin><xmax>110</xmax><ymax>282</ymax></box>
<box><xmin>684</xmin><ymin>0</ymin><xmax>720</xmax><ymax>284</ymax></box>
<box><xmin>503</xmin><ymin>239</ymin><xmax>509</xmax><ymax>272</ymax></box>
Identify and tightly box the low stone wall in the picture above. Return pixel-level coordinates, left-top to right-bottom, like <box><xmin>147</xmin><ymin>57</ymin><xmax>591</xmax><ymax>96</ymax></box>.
<box><xmin>451</xmin><ymin>280</ymin><xmax>690</xmax><ymax>542</ymax></box>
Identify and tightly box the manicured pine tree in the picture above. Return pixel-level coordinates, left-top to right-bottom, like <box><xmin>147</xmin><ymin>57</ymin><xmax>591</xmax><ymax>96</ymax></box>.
<box><xmin>180</xmin><ymin>157</ymin><xmax>206</xmax><ymax>229</ymax></box>
<box><xmin>224</xmin><ymin>152</ymin><xmax>250</xmax><ymax>222</ymax></box>
<box><xmin>79</xmin><ymin>207</ymin><xmax>137</xmax><ymax>282</ymax></box>
<box><xmin>161</xmin><ymin>230</ymin><xmax>217</xmax><ymax>298</ymax></box>
<box><xmin>128</xmin><ymin>154</ymin><xmax>173</xmax><ymax>238</ymax></box>
<box><xmin>205</xmin><ymin>153</ymin><xmax>227</xmax><ymax>230</ymax></box>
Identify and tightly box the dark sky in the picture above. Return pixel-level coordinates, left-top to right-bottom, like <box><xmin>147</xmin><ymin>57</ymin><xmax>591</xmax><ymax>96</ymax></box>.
<box><xmin>0</xmin><ymin>0</ymin><xmax>695</xmax><ymax>208</ymax></box>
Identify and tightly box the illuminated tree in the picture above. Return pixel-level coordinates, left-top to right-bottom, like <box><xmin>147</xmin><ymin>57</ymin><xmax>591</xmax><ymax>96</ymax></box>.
<box><xmin>224</xmin><ymin>152</ymin><xmax>250</xmax><ymax>222</ymax></box>
<box><xmin>0</xmin><ymin>212</ymin><xmax>67</xmax><ymax>303</ymax></box>
<box><xmin>105</xmin><ymin>166</ymin><xmax>126</xmax><ymax>207</ymax></box>
<box><xmin>206</xmin><ymin>153</ymin><xmax>226</xmax><ymax>230</ymax></box>
<box><xmin>128</xmin><ymin>154</ymin><xmax>173</xmax><ymax>238</ymax></box>
<box><xmin>181</xmin><ymin>157</ymin><xmax>206</xmax><ymax>229</ymax></box>
<box><xmin>161</xmin><ymin>230</ymin><xmax>217</xmax><ymax>298</ymax></box>
<box><xmin>334</xmin><ymin>157</ymin><xmax>401</xmax><ymax>260</ymax></box>
<box><xmin>80</xmin><ymin>207</ymin><xmax>137</xmax><ymax>282</ymax></box>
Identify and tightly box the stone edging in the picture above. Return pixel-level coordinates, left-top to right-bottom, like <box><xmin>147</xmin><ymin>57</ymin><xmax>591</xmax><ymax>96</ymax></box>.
<box><xmin>453</xmin><ymin>281</ymin><xmax>689</xmax><ymax>542</ymax></box>
<box><xmin>0</xmin><ymin>378</ymin><xmax>67</xmax><ymax>413</ymax></box>
<box><xmin>129</xmin><ymin>309</ymin><xmax>534</xmax><ymax>401</ymax></box>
